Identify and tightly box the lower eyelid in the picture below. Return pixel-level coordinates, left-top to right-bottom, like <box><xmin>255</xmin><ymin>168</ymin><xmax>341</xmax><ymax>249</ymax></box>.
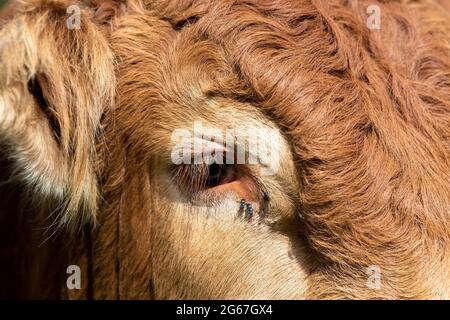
<box><xmin>222</xmin><ymin>182</ymin><xmax>250</xmax><ymax>199</ymax></box>
<box><xmin>205</xmin><ymin>177</ymin><xmax>258</xmax><ymax>202</ymax></box>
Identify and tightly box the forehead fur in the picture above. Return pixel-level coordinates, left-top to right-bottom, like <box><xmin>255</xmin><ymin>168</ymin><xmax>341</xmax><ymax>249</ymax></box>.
<box><xmin>108</xmin><ymin>0</ymin><xmax>450</xmax><ymax>298</ymax></box>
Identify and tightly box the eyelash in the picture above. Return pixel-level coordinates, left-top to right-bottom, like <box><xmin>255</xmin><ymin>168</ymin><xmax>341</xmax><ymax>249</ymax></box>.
<box><xmin>170</xmin><ymin>161</ymin><xmax>237</xmax><ymax>195</ymax></box>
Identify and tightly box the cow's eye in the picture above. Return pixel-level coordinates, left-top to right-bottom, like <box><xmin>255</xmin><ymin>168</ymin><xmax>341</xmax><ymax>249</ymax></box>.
<box><xmin>205</xmin><ymin>162</ymin><xmax>236</xmax><ymax>188</ymax></box>
<box><xmin>171</xmin><ymin>161</ymin><xmax>237</xmax><ymax>195</ymax></box>
<box><xmin>170</xmin><ymin>156</ymin><xmax>259</xmax><ymax>204</ymax></box>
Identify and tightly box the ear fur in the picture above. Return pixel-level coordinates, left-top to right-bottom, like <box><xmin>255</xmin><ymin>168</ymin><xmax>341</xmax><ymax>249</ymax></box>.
<box><xmin>0</xmin><ymin>0</ymin><xmax>118</xmax><ymax>229</ymax></box>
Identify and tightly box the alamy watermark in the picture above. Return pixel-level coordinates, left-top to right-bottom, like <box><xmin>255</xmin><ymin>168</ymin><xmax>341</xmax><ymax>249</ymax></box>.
<box><xmin>66</xmin><ymin>5</ymin><xmax>81</xmax><ymax>30</ymax></box>
<box><xmin>367</xmin><ymin>5</ymin><xmax>381</xmax><ymax>30</ymax></box>
<box><xmin>171</xmin><ymin>121</ymin><xmax>281</xmax><ymax>176</ymax></box>
<box><xmin>366</xmin><ymin>265</ymin><xmax>382</xmax><ymax>289</ymax></box>
<box><xmin>66</xmin><ymin>264</ymin><xmax>81</xmax><ymax>290</ymax></box>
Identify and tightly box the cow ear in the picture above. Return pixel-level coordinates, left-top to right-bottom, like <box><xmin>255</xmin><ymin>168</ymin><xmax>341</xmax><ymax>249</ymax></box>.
<box><xmin>0</xmin><ymin>0</ymin><xmax>116</xmax><ymax>229</ymax></box>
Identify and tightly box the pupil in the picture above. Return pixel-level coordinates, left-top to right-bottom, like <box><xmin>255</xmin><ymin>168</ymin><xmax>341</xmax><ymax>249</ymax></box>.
<box><xmin>206</xmin><ymin>163</ymin><xmax>225</xmax><ymax>187</ymax></box>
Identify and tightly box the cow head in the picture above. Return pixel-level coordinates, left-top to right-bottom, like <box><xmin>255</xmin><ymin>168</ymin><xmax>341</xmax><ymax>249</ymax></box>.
<box><xmin>0</xmin><ymin>0</ymin><xmax>449</xmax><ymax>299</ymax></box>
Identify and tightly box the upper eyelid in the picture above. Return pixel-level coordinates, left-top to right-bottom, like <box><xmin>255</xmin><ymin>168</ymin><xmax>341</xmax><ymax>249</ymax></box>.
<box><xmin>171</xmin><ymin>131</ymin><xmax>270</xmax><ymax>166</ymax></box>
<box><xmin>191</xmin><ymin>137</ymin><xmax>226</xmax><ymax>155</ymax></box>
<box><xmin>190</xmin><ymin>138</ymin><xmax>252</xmax><ymax>165</ymax></box>
<box><xmin>171</xmin><ymin>137</ymin><xmax>227</xmax><ymax>164</ymax></box>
